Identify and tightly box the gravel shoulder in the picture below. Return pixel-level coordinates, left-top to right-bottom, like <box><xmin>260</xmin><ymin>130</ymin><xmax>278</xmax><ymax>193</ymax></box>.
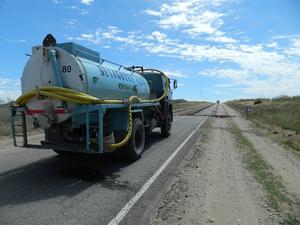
<box><xmin>151</xmin><ymin>104</ymin><xmax>276</xmax><ymax>225</ymax></box>
<box><xmin>224</xmin><ymin>105</ymin><xmax>300</xmax><ymax>198</ymax></box>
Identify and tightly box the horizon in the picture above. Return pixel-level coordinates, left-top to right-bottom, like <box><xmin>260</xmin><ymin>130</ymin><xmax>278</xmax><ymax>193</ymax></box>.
<box><xmin>0</xmin><ymin>0</ymin><xmax>300</xmax><ymax>102</ymax></box>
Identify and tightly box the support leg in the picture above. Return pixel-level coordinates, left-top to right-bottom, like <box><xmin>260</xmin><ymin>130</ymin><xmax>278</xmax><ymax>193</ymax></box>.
<box><xmin>10</xmin><ymin>108</ymin><xmax>17</xmax><ymax>147</ymax></box>
<box><xmin>22</xmin><ymin>112</ymin><xmax>28</xmax><ymax>147</ymax></box>
<box><xmin>98</xmin><ymin>110</ymin><xmax>103</xmax><ymax>154</ymax></box>
<box><xmin>86</xmin><ymin>112</ymin><xmax>89</xmax><ymax>151</ymax></box>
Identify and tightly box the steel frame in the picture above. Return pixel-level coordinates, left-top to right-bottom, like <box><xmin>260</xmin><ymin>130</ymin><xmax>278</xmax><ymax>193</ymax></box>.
<box><xmin>72</xmin><ymin>102</ymin><xmax>158</xmax><ymax>153</ymax></box>
<box><xmin>10</xmin><ymin>102</ymin><xmax>158</xmax><ymax>154</ymax></box>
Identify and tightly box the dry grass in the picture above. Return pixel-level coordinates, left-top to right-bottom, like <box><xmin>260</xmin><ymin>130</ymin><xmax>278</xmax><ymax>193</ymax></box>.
<box><xmin>173</xmin><ymin>101</ymin><xmax>208</xmax><ymax>110</ymax></box>
<box><xmin>227</xmin><ymin>97</ymin><xmax>300</xmax><ymax>152</ymax></box>
<box><xmin>0</xmin><ymin>103</ymin><xmax>39</xmax><ymax>139</ymax></box>
<box><xmin>0</xmin><ymin>103</ymin><xmax>12</xmax><ymax>137</ymax></box>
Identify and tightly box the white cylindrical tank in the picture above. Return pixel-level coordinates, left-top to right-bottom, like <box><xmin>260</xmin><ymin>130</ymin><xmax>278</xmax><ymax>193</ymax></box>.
<box><xmin>21</xmin><ymin>42</ymin><xmax>150</xmax><ymax>127</ymax></box>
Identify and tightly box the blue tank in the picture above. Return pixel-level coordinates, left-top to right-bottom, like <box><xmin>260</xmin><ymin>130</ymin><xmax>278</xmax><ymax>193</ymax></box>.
<box><xmin>21</xmin><ymin>42</ymin><xmax>150</xmax><ymax>100</ymax></box>
<box><xmin>58</xmin><ymin>42</ymin><xmax>150</xmax><ymax>100</ymax></box>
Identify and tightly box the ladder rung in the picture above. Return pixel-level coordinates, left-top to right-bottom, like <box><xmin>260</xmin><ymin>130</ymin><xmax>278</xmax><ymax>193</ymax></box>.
<box><xmin>15</xmin><ymin>135</ymin><xmax>24</xmax><ymax>137</ymax></box>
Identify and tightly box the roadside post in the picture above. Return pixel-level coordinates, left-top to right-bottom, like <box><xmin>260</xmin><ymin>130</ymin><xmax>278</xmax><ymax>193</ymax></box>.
<box><xmin>245</xmin><ymin>105</ymin><xmax>251</xmax><ymax>117</ymax></box>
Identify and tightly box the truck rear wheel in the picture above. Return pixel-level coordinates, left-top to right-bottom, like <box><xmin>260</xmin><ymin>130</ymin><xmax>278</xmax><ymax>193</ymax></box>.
<box><xmin>125</xmin><ymin>118</ymin><xmax>145</xmax><ymax>161</ymax></box>
<box><xmin>161</xmin><ymin>111</ymin><xmax>172</xmax><ymax>138</ymax></box>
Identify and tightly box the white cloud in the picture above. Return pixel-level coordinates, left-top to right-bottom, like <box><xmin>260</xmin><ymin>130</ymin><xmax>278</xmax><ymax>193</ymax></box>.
<box><xmin>164</xmin><ymin>70</ymin><xmax>189</xmax><ymax>78</ymax></box>
<box><xmin>143</xmin><ymin>0</ymin><xmax>242</xmax><ymax>50</ymax></box>
<box><xmin>212</xmin><ymin>90</ymin><xmax>231</xmax><ymax>95</ymax></box>
<box><xmin>102</xmin><ymin>26</ymin><xmax>123</xmax><ymax>39</ymax></box>
<box><xmin>6</xmin><ymin>39</ymin><xmax>26</xmax><ymax>43</ymax></box>
<box><xmin>209</xmin><ymin>67</ymin><xmax>300</xmax><ymax>98</ymax></box>
<box><xmin>242</xmin><ymin>77</ymin><xmax>300</xmax><ymax>97</ymax></box>
<box><xmin>66</xmin><ymin>19</ymin><xmax>78</xmax><ymax>29</ymax></box>
<box><xmin>68</xmin><ymin>31</ymin><xmax>100</xmax><ymax>44</ymax></box>
<box><xmin>0</xmin><ymin>78</ymin><xmax>20</xmax><ymax>86</ymax></box>
<box><xmin>160</xmin><ymin>1</ymin><xmax>195</xmax><ymax>14</ymax></box>
<box><xmin>184</xmin><ymin>11</ymin><xmax>224</xmax><ymax>36</ymax></box>
<box><xmin>272</xmin><ymin>34</ymin><xmax>300</xmax><ymax>40</ymax></box>
<box><xmin>80</xmin><ymin>0</ymin><xmax>94</xmax><ymax>5</ymax></box>
<box><xmin>67</xmin><ymin>5</ymin><xmax>89</xmax><ymax>15</ymax></box>
<box><xmin>146</xmin><ymin>0</ymin><xmax>227</xmax><ymax>38</ymax></box>
<box><xmin>201</xmin><ymin>69</ymin><xmax>247</xmax><ymax>80</ymax></box>
<box><xmin>159</xmin><ymin>13</ymin><xmax>189</xmax><ymax>29</ymax></box>
<box><xmin>143</xmin><ymin>9</ymin><xmax>161</xmax><ymax>17</ymax></box>
<box><xmin>215</xmin><ymin>82</ymin><xmax>241</xmax><ymax>87</ymax></box>
<box><xmin>67</xmin><ymin>0</ymin><xmax>300</xmax><ymax>98</ymax></box>
<box><xmin>207</xmin><ymin>35</ymin><xmax>237</xmax><ymax>43</ymax></box>
<box><xmin>150</xmin><ymin>31</ymin><xmax>167</xmax><ymax>42</ymax></box>
<box><xmin>72</xmin><ymin>27</ymin><xmax>299</xmax><ymax>92</ymax></box>
<box><xmin>51</xmin><ymin>0</ymin><xmax>61</xmax><ymax>4</ymax></box>
<box><xmin>80</xmin><ymin>9</ymin><xmax>89</xmax><ymax>15</ymax></box>
<box><xmin>285</xmin><ymin>38</ymin><xmax>300</xmax><ymax>56</ymax></box>
<box><xmin>158</xmin><ymin>10</ymin><xmax>224</xmax><ymax>36</ymax></box>
<box><xmin>81</xmin><ymin>33</ymin><xmax>93</xmax><ymax>39</ymax></box>
<box><xmin>0</xmin><ymin>77</ymin><xmax>21</xmax><ymax>101</ymax></box>
<box><xmin>265</xmin><ymin>42</ymin><xmax>278</xmax><ymax>48</ymax></box>
<box><xmin>68</xmin><ymin>26</ymin><xmax>141</xmax><ymax>46</ymax></box>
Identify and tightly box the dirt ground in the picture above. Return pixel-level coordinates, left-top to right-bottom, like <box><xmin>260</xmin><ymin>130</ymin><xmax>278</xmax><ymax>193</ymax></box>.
<box><xmin>225</xmin><ymin>105</ymin><xmax>300</xmax><ymax>198</ymax></box>
<box><xmin>150</xmin><ymin>104</ymin><xmax>300</xmax><ymax>225</ymax></box>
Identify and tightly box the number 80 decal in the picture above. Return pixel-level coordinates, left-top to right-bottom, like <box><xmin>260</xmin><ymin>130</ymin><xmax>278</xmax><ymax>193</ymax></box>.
<box><xmin>62</xmin><ymin>65</ymin><xmax>72</xmax><ymax>73</ymax></box>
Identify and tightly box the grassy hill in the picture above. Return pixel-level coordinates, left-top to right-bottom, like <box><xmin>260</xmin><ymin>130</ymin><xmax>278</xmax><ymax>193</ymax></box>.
<box><xmin>227</xmin><ymin>97</ymin><xmax>300</xmax><ymax>152</ymax></box>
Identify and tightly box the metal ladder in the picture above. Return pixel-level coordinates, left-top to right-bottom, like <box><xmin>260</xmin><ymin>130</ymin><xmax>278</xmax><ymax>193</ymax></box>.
<box><xmin>10</xmin><ymin>104</ymin><xmax>28</xmax><ymax>147</ymax></box>
<box><xmin>84</xmin><ymin>109</ymin><xmax>104</xmax><ymax>153</ymax></box>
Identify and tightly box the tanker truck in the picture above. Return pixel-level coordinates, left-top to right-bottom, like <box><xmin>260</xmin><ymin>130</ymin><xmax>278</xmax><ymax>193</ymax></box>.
<box><xmin>10</xmin><ymin>34</ymin><xmax>177</xmax><ymax>160</ymax></box>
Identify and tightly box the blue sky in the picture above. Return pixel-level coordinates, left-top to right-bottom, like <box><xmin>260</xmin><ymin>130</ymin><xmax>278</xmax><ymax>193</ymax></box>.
<box><xmin>1</xmin><ymin>0</ymin><xmax>300</xmax><ymax>102</ymax></box>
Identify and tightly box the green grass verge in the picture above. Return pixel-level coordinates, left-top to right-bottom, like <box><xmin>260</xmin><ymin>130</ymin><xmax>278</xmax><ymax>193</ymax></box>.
<box><xmin>231</xmin><ymin>123</ymin><xmax>300</xmax><ymax>224</ymax></box>
<box><xmin>227</xmin><ymin>98</ymin><xmax>300</xmax><ymax>152</ymax></box>
<box><xmin>282</xmin><ymin>140</ymin><xmax>300</xmax><ymax>152</ymax></box>
<box><xmin>227</xmin><ymin>97</ymin><xmax>300</xmax><ymax>133</ymax></box>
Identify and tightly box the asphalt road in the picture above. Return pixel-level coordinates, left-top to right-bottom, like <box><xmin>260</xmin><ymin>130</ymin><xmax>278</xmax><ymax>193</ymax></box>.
<box><xmin>0</xmin><ymin>105</ymin><xmax>216</xmax><ymax>225</ymax></box>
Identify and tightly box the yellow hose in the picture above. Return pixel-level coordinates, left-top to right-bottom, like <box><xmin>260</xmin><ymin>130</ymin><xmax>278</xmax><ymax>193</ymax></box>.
<box><xmin>15</xmin><ymin>70</ymin><xmax>170</xmax><ymax>149</ymax></box>
<box><xmin>105</xmin><ymin>106</ymin><xmax>132</xmax><ymax>149</ymax></box>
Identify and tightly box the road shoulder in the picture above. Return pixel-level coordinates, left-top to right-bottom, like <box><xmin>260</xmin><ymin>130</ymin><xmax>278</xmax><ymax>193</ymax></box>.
<box><xmin>225</xmin><ymin>105</ymin><xmax>300</xmax><ymax>198</ymax></box>
<box><xmin>151</xmin><ymin>105</ymin><xmax>276</xmax><ymax>225</ymax></box>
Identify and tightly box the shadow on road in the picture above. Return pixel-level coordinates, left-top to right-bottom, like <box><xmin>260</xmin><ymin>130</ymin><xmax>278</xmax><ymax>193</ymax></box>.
<box><xmin>0</xmin><ymin>131</ymin><xmax>164</xmax><ymax>207</ymax></box>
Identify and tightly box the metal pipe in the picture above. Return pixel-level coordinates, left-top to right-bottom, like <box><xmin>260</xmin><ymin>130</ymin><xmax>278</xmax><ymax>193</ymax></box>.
<box><xmin>98</xmin><ymin>109</ymin><xmax>103</xmax><ymax>153</ymax></box>
<box><xmin>86</xmin><ymin>112</ymin><xmax>90</xmax><ymax>151</ymax></box>
<box><xmin>49</xmin><ymin>49</ymin><xmax>64</xmax><ymax>87</ymax></box>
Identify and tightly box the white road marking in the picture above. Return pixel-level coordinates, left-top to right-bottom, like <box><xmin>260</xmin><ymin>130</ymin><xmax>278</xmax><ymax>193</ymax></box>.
<box><xmin>107</xmin><ymin>116</ymin><xmax>208</xmax><ymax>225</ymax></box>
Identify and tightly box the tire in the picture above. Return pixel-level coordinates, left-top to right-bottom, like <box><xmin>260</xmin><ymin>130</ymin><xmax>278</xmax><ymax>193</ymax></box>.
<box><xmin>124</xmin><ymin>118</ymin><xmax>145</xmax><ymax>161</ymax></box>
<box><xmin>161</xmin><ymin>111</ymin><xmax>172</xmax><ymax>138</ymax></box>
